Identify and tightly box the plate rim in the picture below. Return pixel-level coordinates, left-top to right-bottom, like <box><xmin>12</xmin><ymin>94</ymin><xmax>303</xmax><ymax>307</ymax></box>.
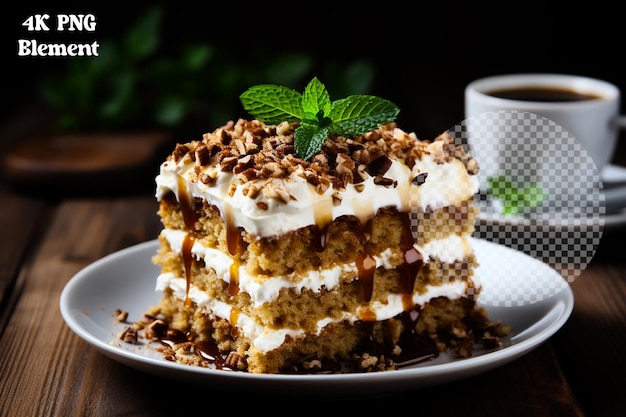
<box><xmin>60</xmin><ymin>238</ymin><xmax>574</xmax><ymax>395</ymax></box>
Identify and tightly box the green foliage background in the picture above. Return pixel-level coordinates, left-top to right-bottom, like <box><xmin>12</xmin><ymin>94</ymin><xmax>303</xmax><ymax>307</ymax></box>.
<box><xmin>39</xmin><ymin>5</ymin><xmax>376</xmax><ymax>137</ymax></box>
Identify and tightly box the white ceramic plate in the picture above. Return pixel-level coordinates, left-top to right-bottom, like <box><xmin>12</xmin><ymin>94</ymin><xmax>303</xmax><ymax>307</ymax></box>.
<box><xmin>60</xmin><ymin>238</ymin><xmax>573</xmax><ymax>398</ymax></box>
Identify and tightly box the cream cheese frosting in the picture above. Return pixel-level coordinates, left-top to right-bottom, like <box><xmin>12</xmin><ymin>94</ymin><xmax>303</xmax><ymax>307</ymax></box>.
<box><xmin>155</xmin><ymin>150</ymin><xmax>479</xmax><ymax>238</ymax></box>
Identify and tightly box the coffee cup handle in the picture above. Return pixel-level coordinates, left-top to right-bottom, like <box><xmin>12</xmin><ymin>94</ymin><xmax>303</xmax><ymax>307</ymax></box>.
<box><xmin>612</xmin><ymin>115</ymin><xmax>626</xmax><ymax>131</ymax></box>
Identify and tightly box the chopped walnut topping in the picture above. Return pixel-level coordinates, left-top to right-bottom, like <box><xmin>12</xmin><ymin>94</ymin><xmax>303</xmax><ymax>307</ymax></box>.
<box><xmin>335</xmin><ymin>152</ymin><xmax>355</xmax><ymax>175</ymax></box>
<box><xmin>233</xmin><ymin>154</ymin><xmax>254</xmax><ymax>174</ymax></box>
<box><xmin>172</xmin><ymin>143</ymin><xmax>190</xmax><ymax>163</ymax></box>
<box><xmin>145</xmin><ymin>319</ymin><xmax>169</xmax><ymax>340</ymax></box>
<box><xmin>220</xmin><ymin>155</ymin><xmax>238</xmax><ymax>172</ymax></box>
<box><xmin>466</xmin><ymin>158</ymin><xmax>479</xmax><ymax>175</ymax></box>
<box><xmin>114</xmin><ymin>308</ymin><xmax>128</xmax><ymax>323</ymax></box>
<box><xmin>455</xmin><ymin>337</ymin><xmax>474</xmax><ymax>358</ymax></box>
<box><xmin>358</xmin><ymin>353</ymin><xmax>379</xmax><ymax>370</ymax></box>
<box><xmin>224</xmin><ymin>352</ymin><xmax>248</xmax><ymax>370</ymax></box>
<box><xmin>174</xmin><ymin>342</ymin><xmax>195</xmax><ymax>356</ymax></box>
<box><xmin>367</xmin><ymin>155</ymin><xmax>392</xmax><ymax>176</ymax></box>
<box><xmin>118</xmin><ymin>326</ymin><xmax>138</xmax><ymax>344</ymax></box>
<box><xmin>450</xmin><ymin>320</ymin><xmax>468</xmax><ymax>339</ymax></box>
<box><xmin>166</xmin><ymin>119</ymin><xmax>479</xmax><ymax>205</ymax></box>
<box><xmin>412</xmin><ymin>172</ymin><xmax>428</xmax><ymax>186</ymax></box>
<box><xmin>481</xmin><ymin>332</ymin><xmax>501</xmax><ymax>349</ymax></box>
<box><xmin>263</xmin><ymin>185</ymin><xmax>294</xmax><ymax>203</ymax></box>
<box><xmin>302</xmin><ymin>357</ymin><xmax>323</xmax><ymax>371</ymax></box>
<box><xmin>195</xmin><ymin>143</ymin><xmax>212</xmax><ymax>166</ymax></box>
<box><xmin>331</xmin><ymin>192</ymin><xmax>342</xmax><ymax>206</ymax></box>
<box><xmin>200</xmin><ymin>171</ymin><xmax>217</xmax><ymax>185</ymax></box>
<box><xmin>373</xmin><ymin>175</ymin><xmax>396</xmax><ymax>187</ymax></box>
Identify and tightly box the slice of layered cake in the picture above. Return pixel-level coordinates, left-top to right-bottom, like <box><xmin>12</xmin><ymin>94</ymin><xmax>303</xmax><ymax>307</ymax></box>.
<box><xmin>148</xmin><ymin>78</ymin><xmax>506</xmax><ymax>373</ymax></box>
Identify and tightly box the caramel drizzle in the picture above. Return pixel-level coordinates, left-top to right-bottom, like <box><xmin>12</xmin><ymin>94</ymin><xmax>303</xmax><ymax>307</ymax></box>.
<box><xmin>175</xmin><ymin>178</ymin><xmax>244</xmax><ymax>302</ymax></box>
<box><xmin>353</xmin><ymin>218</ymin><xmax>378</xmax><ymax>322</ymax></box>
<box><xmin>398</xmin><ymin>212</ymin><xmax>423</xmax><ymax>311</ymax></box>
<box><xmin>224</xmin><ymin>206</ymin><xmax>246</xmax><ymax>296</ymax></box>
<box><xmin>311</xmin><ymin>224</ymin><xmax>327</xmax><ymax>253</ymax></box>
<box><xmin>176</xmin><ymin>175</ymin><xmax>198</xmax><ymax>230</ymax></box>
<box><xmin>313</xmin><ymin>211</ymin><xmax>424</xmax><ymax>322</ymax></box>
<box><xmin>355</xmin><ymin>251</ymin><xmax>376</xmax><ymax>303</ymax></box>
<box><xmin>229</xmin><ymin>307</ymin><xmax>240</xmax><ymax>336</ymax></box>
<box><xmin>181</xmin><ymin>233</ymin><xmax>195</xmax><ymax>308</ymax></box>
<box><xmin>400</xmin><ymin>246</ymin><xmax>423</xmax><ymax>310</ymax></box>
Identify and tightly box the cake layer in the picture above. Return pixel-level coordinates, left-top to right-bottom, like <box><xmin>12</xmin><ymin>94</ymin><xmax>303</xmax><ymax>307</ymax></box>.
<box><xmin>156</xmin><ymin>193</ymin><xmax>478</xmax><ymax>277</ymax></box>
<box><xmin>154</xmin><ymin>282</ymin><xmax>482</xmax><ymax>374</ymax></box>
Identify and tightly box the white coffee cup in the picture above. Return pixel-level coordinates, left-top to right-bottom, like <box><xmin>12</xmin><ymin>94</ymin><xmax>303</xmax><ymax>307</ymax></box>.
<box><xmin>463</xmin><ymin>73</ymin><xmax>626</xmax><ymax>216</ymax></box>
<box><xmin>465</xmin><ymin>73</ymin><xmax>622</xmax><ymax>176</ymax></box>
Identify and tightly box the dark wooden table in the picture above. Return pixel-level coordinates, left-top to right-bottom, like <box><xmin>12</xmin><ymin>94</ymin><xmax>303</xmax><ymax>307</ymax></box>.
<box><xmin>1</xmin><ymin>141</ymin><xmax>625</xmax><ymax>416</ymax></box>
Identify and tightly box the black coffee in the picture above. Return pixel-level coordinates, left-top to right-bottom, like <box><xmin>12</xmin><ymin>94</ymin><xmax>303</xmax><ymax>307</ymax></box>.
<box><xmin>485</xmin><ymin>86</ymin><xmax>602</xmax><ymax>102</ymax></box>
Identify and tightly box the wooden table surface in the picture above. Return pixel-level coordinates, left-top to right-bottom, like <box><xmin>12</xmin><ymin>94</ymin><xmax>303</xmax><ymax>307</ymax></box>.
<box><xmin>1</xmin><ymin>152</ymin><xmax>625</xmax><ymax>416</ymax></box>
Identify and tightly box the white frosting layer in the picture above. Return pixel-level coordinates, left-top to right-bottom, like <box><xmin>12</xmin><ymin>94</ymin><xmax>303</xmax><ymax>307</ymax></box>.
<box><xmin>411</xmin><ymin>154</ymin><xmax>479</xmax><ymax>211</ymax></box>
<box><xmin>417</xmin><ymin>234</ymin><xmax>471</xmax><ymax>264</ymax></box>
<box><xmin>155</xmin><ymin>150</ymin><xmax>479</xmax><ymax>238</ymax></box>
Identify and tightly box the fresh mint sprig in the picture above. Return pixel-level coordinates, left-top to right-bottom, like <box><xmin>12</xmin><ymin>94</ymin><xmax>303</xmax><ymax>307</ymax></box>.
<box><xmin>239</xmin><ymin>77</ymin><xmax>400</xmax><ymax>160</ymax></box>
<box><xmin>487</xmin><ymin>175</ymin><xmax>546</xmax><ymax>216</ymax></box>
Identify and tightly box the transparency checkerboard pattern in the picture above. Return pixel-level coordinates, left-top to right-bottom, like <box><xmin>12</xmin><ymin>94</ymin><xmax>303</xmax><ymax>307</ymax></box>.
<box><xmin>410</xmin><ymin>110</ymin><xmax>604</xmax><ymax>307</ymax></box>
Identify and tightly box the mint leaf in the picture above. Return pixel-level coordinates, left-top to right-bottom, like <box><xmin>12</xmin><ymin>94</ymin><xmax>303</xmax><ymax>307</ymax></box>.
<box><xmin>487</xmin><ymin>175</ymin><xmax>546</xmax><ymax>216</ymax></box>
<box><xmin>239</xmin><ymin>84</ymin><xmax>302</xmax><ymax>124</ymax></box>
<box><xmin>295</xmin><ymin>123</ymin><xmax>329</xmax><ymax>161</ymax></box>
<box><xmin>520</xmin><ymin>183</ymin><xmax>545</xmax><ymax>209</ymax></box>
<box><xmin>301</xmin><ymin>77</ymin><xmax>331</xmax><ymax>123</ymax></box>
<box><xmin>487</xmin><ymin>175</ymin><xmax>515</xmax><ymax>200</ymax></box>
<box><xmin>329</xmin><ymin>95</ymin><xmax>400</xmax><ymax>136</ymax></box>
<box><xmin>240</xmin><ymin>77</ymin><xmax>400</xmax><ymax>160</ymax></box>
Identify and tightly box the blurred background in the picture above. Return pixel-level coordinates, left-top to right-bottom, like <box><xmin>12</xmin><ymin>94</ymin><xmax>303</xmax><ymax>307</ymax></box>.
<box><xmin>4</xmin><ymin>2</ymin><xmax>625</xmax><ymax>196</ymax></box>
